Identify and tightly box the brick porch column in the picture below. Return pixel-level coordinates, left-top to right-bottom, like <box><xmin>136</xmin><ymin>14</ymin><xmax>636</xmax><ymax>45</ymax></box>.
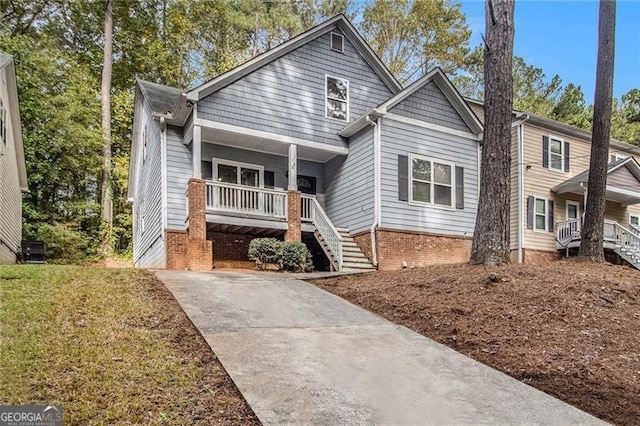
<box><xmin>187</xmin><ymin>178</ymin><xmax>213</xmax><ymax>271</ymax></box>
<box><xmin>285</xmin><ymin>190</ymin><xmax>302</xmax><ymax>242</ymax></box>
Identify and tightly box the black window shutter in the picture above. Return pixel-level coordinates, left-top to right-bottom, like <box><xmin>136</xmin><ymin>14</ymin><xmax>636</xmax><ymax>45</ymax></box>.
<box><xmin>455</xmin><ymin>166</ymin><xmax>464</xmax><ymax>209</ymax></box>
<box><xmin>527</xmin><ymin>196</ymin><xmax>534</xmax><ymax>229</ymax></box>
<box><xmin>564</xmin><ymin>142</ymin><xmax>570</xmax><ymax>172</ymax></box>
<box><xmin>398</xmin><ymin>155</ymin><xmax>408</xmax><ymax>201</ymax></box>
<box><xmin>542</xmin><ymin>136</ymin><xmax>549</xmax><ymax>168</ymax></box>
<box><xmin>548</xmin><ymin>200</ymin><xmax>554</xmax><ymax>232</ymax></box>
<box><xmin>264</xmin><ymin>171</ymin><xmax>275</xmax><ymax>189</ymax></box>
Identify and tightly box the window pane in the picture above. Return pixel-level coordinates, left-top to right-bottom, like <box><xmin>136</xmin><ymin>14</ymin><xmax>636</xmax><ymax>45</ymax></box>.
<box><xmin>434</xmin><ymin>163</ymin><xmax>451</xmax><ymax>185</ymax></box>
<box><xmin>327</xmin><ymin>77</ymin><xmax>348</xmax><ymax>100</ymax></box>
<box><xmin>568</xmin><ymin>204</ymin><xmax>578</xmax><ymax>219</ymax></box>
<box><xmin>241</xmin><ymin>168</ymin><xmax>260</xmax><ymax>187</ymax></box>
<box><xmin>550</xmin><ymin>139</ymin><xmax>562</xmax><ymax>154</ymax></box>
<box><xmin>535</xmin><ymin>198</ymin><xmax>546</xmax><ymax>214</ymax></box>
<box><xmin>535</xmin><ymin>215</ymin><xmax>546</xmax><ymax>230</ymax></box>
<box><xmin>218</xmin><ymin>164</ymin><xmax>237</xmax><ymax>184</ymax></box>
<box><xmin>631</xmin><ymin>216</ymin><xmax>639</xmax><ymax>226</ymax></box>
<box><xmin>550</xmin><ymin>153</ymin><xmax>562</xmax><ymax>170</ymax></box>
<box><xmin>434</xmin><ymin>184</ymin><xmax>452</xmax><ymax>206</ymax></box>
<box><xmin>412</xmin><ymin>158</ymin><xmax>431</xmax><ymax>181</ymax></box>
<box><xmin>412</xmin><ymin>181</ymin><xmax>430</xmax><ymax>203</ymax></box>
<box><xmin>326</xmin><ymin>99</ymin><xmax>347</xmax><ymax>120</ymax></box>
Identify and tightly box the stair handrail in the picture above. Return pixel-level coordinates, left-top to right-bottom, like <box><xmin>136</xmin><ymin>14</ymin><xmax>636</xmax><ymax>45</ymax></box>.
<box><xmin>629</xmin><ymin>223</ymin><xmax>640</xmax><ymax>237</ymax></box>
<box><xmin>611</xmin><ymin>221</ymin><xmax>640</xmax><ymax>253</ymax></box>
<box><xmin>309</xmin><ymin>197</ymin><xmax>343</xmax><ymax>271</ymax></box>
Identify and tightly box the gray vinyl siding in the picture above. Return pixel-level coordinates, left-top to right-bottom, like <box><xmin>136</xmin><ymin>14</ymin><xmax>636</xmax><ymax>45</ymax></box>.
<box><xmin>323</xmin><ymin>127</ymin><xmax>374</xmax><ymax>234</ymax></box>
<box><xmin>133</xmin><ymin>97</ymin><xmax>165</xmax><ymax>268</ymax></box>
<box><xmin>201</xmin><ymin>143</ymin><xmax>324</xmax><ymax>193</ymax></box>
<box><xmin>166</xmin><ymin>125</ymin><xmax>191</xmax><ymax>230</ymax></box>
<box><xmin>389</xmin><ymin>81</ymin><xmax>471</xmax><ymax>133</ymax></box>
<box><xmin>0</xmin><ymin>68</ymin><xmax>22</xmax><ymax>263</ymax></box>
<box><xmin>379</xmin><ymin>117</ymin><xmax>479</xmax><ymax>237</ymax></box>
<box><xmin>198</xmin><ymin>29</ymin><xmax>393</xmax><ymax>148</ymax></box>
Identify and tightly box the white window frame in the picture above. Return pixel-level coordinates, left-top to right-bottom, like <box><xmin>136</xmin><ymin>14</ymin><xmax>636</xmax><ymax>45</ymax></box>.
<box><xmin>630</xmin><ymin>214</ymin><xmax>639</xmax><ymax>227</ymax></box>
<box><xmin>325</xmin><ymin>74</ymin><xmax>349</xmax><ymax>122</ymax></box>
<box><xmin>548</xmin><ymin>135</ymin><xmax>564</xmax><ymax>173</ymax></box>
<box><xmin>408</xmin><ymin>153</ymin><xmax>456</xmax><ymax>210</ymax></box>
<box><xmin>566</xmin><ymin>200</ymin><xmax>580</xmax><ymax>221</ymax></box>
<box><xmin>330</xmin><ymin>32</ymin><xmax>344</xmax><ymax>53</ymax></box>
<box><xmin>533</xmin><ymin>196</ymin><xmax>548</xmax><ymax>232</ymax></box>
<box><xmin>212</xmin><ymin>159</ymin><xmax>264</xmax><ymax>188</ymax></box>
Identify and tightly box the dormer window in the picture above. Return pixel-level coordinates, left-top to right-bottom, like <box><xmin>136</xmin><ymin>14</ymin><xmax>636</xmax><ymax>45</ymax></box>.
<box><xmin>330</xmin><ymin>32</ymin><xmax>344</xmax><ymax>53</ymax></box>
<box><xmin>325</xmin><ymin>75</ymin><xmax>349</xmax><ymax>121</ymax></box>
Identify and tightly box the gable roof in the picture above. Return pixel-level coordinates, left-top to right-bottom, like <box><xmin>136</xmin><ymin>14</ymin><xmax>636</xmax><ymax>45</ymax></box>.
<box><xmin>186</xmin><ymin>14</ymin><xmax>402</xmax><ymax>102</ymax></box>
<box><xmin>0</xmin><ymin>53</ymin><xmax>27</xmax><ymax>191</ymax></box>
<box><xmin>137</xmin><ymin>79</ymin><xmax>182</xmax><ymax>115</ymax></box>
<box><xmin>340</xmin><ymin>67</ymin><xmax>484</xmax><ymax>138</ymax></box>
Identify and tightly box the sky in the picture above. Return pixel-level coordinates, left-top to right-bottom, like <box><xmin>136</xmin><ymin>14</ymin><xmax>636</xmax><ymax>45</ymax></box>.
<box><xmin>458</xmin><ymin>0</ymin><xmax>640</xmax><ymax>100</ymax></box>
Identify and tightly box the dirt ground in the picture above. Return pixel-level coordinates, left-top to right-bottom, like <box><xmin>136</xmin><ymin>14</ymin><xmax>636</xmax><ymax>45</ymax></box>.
<box><xmin>313</xmin><ymin>261</ymin><xmax>640</xmax><ymax>426</ymax></box>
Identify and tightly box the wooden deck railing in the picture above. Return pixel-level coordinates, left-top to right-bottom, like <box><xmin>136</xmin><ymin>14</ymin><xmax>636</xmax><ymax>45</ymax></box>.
<box><xmin>205</xmin><ymin>181</ymin><xmax>287</xmax><ymax>219</ymax></box>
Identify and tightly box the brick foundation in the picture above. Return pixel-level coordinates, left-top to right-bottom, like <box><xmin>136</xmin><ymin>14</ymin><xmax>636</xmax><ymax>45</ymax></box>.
<box><xmin>352</xmin><ymin>231</ymin><xmax>373</xmax><ymax>263</ymax></box>
<box><xmin>165</xmin><ymin>179</ymin><xmax>213</xmax><ymax>271</ymax></box>
<box><xmin>522</xmin><ymin>248</ymin><xmax>563</xmax><ymax>264</ymax></box>
<box><xmin>285</xmin><ymin>190</ymin><xmax>301</xmax><ymax>242</ymax></box>
<box><xmin>375</xmin><ymin>228</ymin><xmax>472</xmax><ymax>271</ymax></box>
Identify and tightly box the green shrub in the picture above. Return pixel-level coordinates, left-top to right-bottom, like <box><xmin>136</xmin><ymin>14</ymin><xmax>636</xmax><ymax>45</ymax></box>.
<box><xmin>248</xmin><ymin>238</ymin><xmax>281</xmax><ymax>270</ymax></box>
<box><xmin>277</xmin><ymin>241</ymin><xmax>314</xmax><ymax>273</ymax></box>
<box><xmin>247</xmin><ymin>238</ymin><xmax>314</xmax><ymax>272</ymax></box>
<box><xmin>34</xmin><ymin>222</ymin><xmax>100</xmax><ymax>264</ymax></box>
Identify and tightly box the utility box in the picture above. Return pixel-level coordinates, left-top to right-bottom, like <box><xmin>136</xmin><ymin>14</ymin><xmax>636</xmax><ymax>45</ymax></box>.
<box><xmin>21</xmin><ymin>240</ymin><xmax>46</xmax><ymax>263</ymax></box>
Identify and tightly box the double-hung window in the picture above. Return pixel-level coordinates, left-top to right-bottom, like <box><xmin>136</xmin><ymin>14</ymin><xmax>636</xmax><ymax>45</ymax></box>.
<box><xmin>549</xmin><ymin>137</ymin><xmax>564</xmax><ymax>171</ymax></box>
<box><xmin>409</xmin><ymin>154</ymin><xmax>454</xmax><ymax>208</ymax></box>
<box><xmin>325</xmin><ymin>75</ymin><xmax>348</xmax><ymax>121</ymax></box>
<box><xmin>534</xmin><ymin>197</ymin><xmax>548</xmax><ymax>231</ymax></box>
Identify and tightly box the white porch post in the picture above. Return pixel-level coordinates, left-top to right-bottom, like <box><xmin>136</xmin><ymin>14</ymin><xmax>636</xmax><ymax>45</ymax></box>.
<box><xmin>193</xmin><ymin>125</ymin><xmax>202</xmax><ymax>178</ymax></box>
<box><xmin>288</xmin><ymin>144</ymin><xmax>297</xmax><ymax>190</ymax></box>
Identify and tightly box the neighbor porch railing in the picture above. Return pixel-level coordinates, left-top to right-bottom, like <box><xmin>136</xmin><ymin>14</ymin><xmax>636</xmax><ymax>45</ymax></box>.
<box><xmin>556</xmin><ymin>218</ymin><xmax>640</xmax><ymax>249</ymax></box>
<box><xmin>205</xmin><ymin>181</ymin><xmax>287</xmax><ymax>219</ymax></box>
<box><xmin>555</xmin><ymin>219</ymin><xmax>581</xmax><ymax>248</ymax></box>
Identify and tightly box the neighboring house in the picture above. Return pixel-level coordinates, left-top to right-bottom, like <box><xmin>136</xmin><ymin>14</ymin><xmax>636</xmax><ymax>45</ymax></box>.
<box><xmin>128</xmin><ymin>15</ymin><xmax>483</xmax><ymax>271</ymax></box>
<box><xmin>468</xmin><ymin>99</ymin><xmax>640</xmax><ymax>267</ymax></box>
<box><xmin>0</xmin><ymin>53</ymin><xmax>28</xmax><ymax>264</ymax></box>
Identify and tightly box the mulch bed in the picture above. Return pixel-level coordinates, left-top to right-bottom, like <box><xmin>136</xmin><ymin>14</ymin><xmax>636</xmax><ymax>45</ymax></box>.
<box><xmin>312</xmin><ymin>261</ymin><xmax>640</xmax><ymax>426</ymax></box>
<box><xmin>144</xmin><ymin>271</ymin><xmax>260</xmax><ymax>425</ymax></box>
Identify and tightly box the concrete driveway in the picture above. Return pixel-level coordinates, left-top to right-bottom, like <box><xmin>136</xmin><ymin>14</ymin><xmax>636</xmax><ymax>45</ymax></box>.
<box><xmin>155</xmin><ymin>270</ymin><xmax>604</xmax><ymax>426</ymax></box>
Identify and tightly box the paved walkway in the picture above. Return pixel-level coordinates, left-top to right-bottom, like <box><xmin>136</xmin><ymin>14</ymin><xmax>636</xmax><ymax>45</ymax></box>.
<box><xmin>155</xmin><ymin>270</ymin><xmax>605</xmax><ymax>426</ymax></box>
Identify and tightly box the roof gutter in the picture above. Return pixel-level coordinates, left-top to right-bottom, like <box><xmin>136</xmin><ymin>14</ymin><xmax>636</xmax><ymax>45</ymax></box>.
<box><xmin>512</xmin><ymin>112</ymin><xmax>529</xmax><ymax>264</ymax></box>
<box><xmin>366</xmin><ymin>114</ymin><xmax>381</xmax><ymax>267</ymax></box>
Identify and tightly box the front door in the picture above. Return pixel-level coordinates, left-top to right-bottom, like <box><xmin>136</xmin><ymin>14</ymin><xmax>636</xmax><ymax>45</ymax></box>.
<box><xmin>297</xmin><ymin>175</ymin><xmax>317</xmax><ymax>195</ymax></box>
<box><xmin>566</xmin><ymin>201</ymin><xmax>580</xmax><ymax>237</ymax></box>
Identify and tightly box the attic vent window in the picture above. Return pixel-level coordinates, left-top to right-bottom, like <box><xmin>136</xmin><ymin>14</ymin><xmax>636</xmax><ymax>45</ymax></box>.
<box><xmin>331</xmin><ymin>32</ymin><xmax>344</xmax><ymax>52</ymax></box>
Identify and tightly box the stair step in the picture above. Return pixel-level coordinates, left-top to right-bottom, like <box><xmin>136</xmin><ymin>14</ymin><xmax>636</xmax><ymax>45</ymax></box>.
<box><xmin>342</xmin><ymin>256</ymin><xmax>371</xmax><ymax>264</ymax></box>
<box><xmin>342</xmin><ymin>262</ymin><xmax>376</xmax><ymax>270</ymax></box>
<box><xmin>335</xmin><ymin>227</ymin><xmax>349</xmax><ymax>233</ymax></box>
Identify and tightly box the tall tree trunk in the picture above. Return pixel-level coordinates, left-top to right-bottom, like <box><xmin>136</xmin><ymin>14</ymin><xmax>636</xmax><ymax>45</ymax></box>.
<box><xmin>470</xmin><ymin>0</ymin><xmax>515</xmax><ymax>265</ymax></box>
<box><xmin>100</xmin><ymin>0</ymin><xmax>113</xmax><ymax>256</ymax></box>
<box><xmin>579</xmin><ymin>0</ymin><xmax>616</xmax><ymax>262</ymax></box>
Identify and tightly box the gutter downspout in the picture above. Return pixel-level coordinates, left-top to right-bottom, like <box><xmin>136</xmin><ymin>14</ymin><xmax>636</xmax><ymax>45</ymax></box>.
<box><xmin>512</xmin><ymin>113</ymin><xmax>529</xmax><ymax>264</ymax></box>
<box><xmin>160</xmin><ymin>117</ymin><xmax>168</xmax><ymax>249</ymax></box>
<box><xmin>366</xmin><ymin>114</ymin><xmax>380</xmax><ymax>267</ymax></box>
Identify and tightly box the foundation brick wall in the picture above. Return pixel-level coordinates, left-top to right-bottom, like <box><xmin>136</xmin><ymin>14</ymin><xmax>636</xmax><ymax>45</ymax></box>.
<box><xmin>522</xmin><ymin>249</ymin><xmax>563</xmax><ymax>264</ymax></box>
<box><xmin>209</xmin><ymin>232</ymin><xmax>273</xmax><ymax>262</ymax></box>
<box><xmin>375</xmin><ymin>228</ymin><xmax>472</xmax><ymax>271</ymax></box>
<box><xmin>165</xmin><ymin>179</ymin><xmax>213</xmax><ymax>271</ymax></box>
<box><xmin>285</xmin><ymin>190</ymin><xmax>301</xmax><ymax>242</ymax></box>
<box><xmin>352</xmin><ymin>231</ymin><xmax>373</xmax><ymax>263</ymax></box>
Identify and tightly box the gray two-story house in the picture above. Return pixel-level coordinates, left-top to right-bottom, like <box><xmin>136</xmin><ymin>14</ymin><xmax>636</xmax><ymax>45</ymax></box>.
<box><xmin>128</xmin><ymin>15</ymin><xmax>483</xmax><ymax>271</ymax></box>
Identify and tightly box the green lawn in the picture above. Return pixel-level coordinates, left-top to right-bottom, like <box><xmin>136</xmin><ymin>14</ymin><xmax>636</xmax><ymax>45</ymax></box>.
<box><xmin>0</xmin><ymin>265</ymin><xmax>257</xmax><ymax>425</ymax></box>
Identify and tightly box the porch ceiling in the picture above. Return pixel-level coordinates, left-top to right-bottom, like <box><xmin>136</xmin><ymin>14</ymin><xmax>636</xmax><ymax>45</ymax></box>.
<box><xmin>201</xmin><ymin>126</ymin><xmax>344</xmax><ymax>163</ymax></box>
<box><xmin>552</xmin><ymin>181</ymin><xmax>640</xmax><ymax>206</ymax></box>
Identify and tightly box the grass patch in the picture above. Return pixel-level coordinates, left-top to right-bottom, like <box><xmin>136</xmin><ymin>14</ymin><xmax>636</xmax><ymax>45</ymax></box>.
<box><xmin>0</xmin><ymin>265</ymin><xmax>258</xmax><ymax>424</ymax></box>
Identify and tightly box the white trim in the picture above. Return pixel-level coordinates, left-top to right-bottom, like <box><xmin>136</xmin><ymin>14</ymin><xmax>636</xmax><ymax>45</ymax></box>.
<box><xmin>532</xmin><ymin>196</ymin><xmax>548</xmax><ymax>233</ymax></box>
<box><xmin>325</xmin><ymin>74</ymin><xmax>349</xmax><ymax>122</ymax></box>
<box><xmin>330</xmin><ymin>32</ymin><xmax>344</xmax><ymax>52</ymax></box>
<box><xmin>548</xmin><ymin>134</ymin><xmax>565</xmax><ymax>173</ymax></box>
<box><xmin>201</xmin><ymin>139</ymin><xmax>338</xmax><ymax>163</ymax></box>
<box><xmin>566</xmin><ymin>200</ymin><xmax>580</xmax><ymax>221</ymax></box>
<box><xmin>212</xmin><ymin>158</ymin><xmax>265</xmax><ymax>188</ymax></box>
<box><xmin>194</xmin><ymin>117</ymin><xmax>349</xmax><ymax>155</ymax></box>
<box><xmin>385</xmin><ymin>113</ymin><xmax>483</xmax><ymax>141</ymax></box>
<box><xmin>160</xmin><ymin>117</ymin><xmax>168</xmax><ymax>235</ymax></box>
<box><xmin>408</xmin><ymin>153</ymin><xmax>456</xmax><ymax>210</ymax></box>
<box><xmin>193</xmin><ymin>125</ymin><xmax>202</xmax><ymax>178</ymax></box>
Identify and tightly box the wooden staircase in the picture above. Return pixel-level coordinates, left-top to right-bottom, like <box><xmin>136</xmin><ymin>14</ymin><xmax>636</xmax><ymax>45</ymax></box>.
<box><xmin>314</xmin><ymin>227</ymin><xmax>376</xmax><ymax>272</ymax></box>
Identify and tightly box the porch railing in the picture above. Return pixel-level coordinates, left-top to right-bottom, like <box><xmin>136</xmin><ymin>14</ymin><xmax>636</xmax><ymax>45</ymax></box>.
<box><xmin>555</xmin><ymin>219</ymin><xmax>581</xmax><ymax>248</ymax></box>
<box><xmin>205</xmin><ymin>181</ymin><xmax>287</xmax><ymax>219</ymax></box>
<box><xmin>606</xmin><ymin>221</ymin><xmax>640</xmax><ymax>251</ymax></box>
<box><xmin>303</xmin><ymin>194</ymin><xmax>343</xmax><ymax>270</ymax></box>
<box><xmin>556</xmin><ymin>218</ymin><xmax>640</xmax><ymax>248</ymax></box>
